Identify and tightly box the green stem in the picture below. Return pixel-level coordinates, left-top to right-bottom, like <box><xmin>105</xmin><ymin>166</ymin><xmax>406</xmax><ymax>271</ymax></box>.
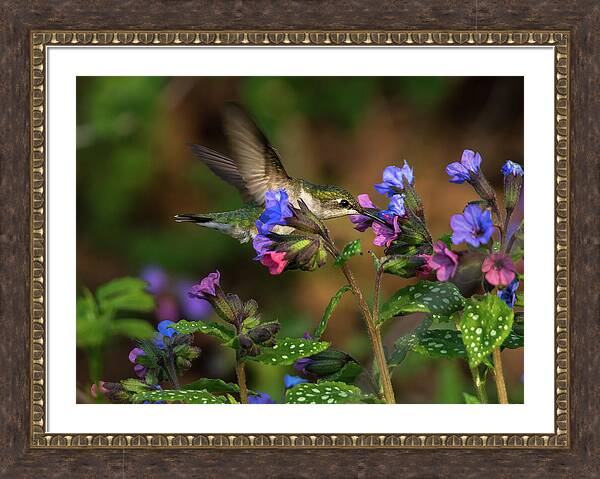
<box><xmin>235</xmin><ymin>353</ymin><xmax>248</xmax><ymax>404</ymax></box>
<box><xmin>166</xmin><ymin>354</ymin><xmax>180</xmax><ymax>390</ymax></box>
<box><xmin>492</xmin><ymin>348</ymin><xmax>509</xmax><ymax>404</ymax></box>
<box><xmin>469</xmin><ymin>366</ymin><xmax>488</xmax><ymax>404</ymax></box>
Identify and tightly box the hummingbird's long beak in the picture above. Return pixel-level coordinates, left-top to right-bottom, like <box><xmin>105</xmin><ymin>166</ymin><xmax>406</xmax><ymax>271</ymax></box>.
<box><xmin>359</xmin><ymin>208</ymin><xmax>389</xmax><ymax>226</ymax></box>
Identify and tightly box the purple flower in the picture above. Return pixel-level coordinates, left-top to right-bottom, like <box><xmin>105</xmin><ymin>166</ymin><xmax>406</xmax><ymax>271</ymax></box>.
<box><xmin>382</xmin><ymin>194</ymin><xmax>406</xmax><ymax>218</ymax></box>
<box><xmin>255</xmin><ymin>189</ymin><xmax>293</xmax><ymax>234</ymax></box>
<box><xmin>248</xmin><ymin>392</ymin><xmax>276</xmax><ymax>404</ymax></box>
<box><xmin>140</xmin><ymin>265</ymin><xmax>169</xmax><ymax>295</ymax></box>
<box><xmin>450</xmin><ymin>204</ymin><xmax>493</xmax><ymax>247</ymax></box>
<box><xmin>252</xmin><ymin>234</ymin><xmax>274</xmax><ymax>259</ymax></box>
<box><xmin>293</xmin><ymin>357</ymin><xmax>314</xmax><ymax>375</ymax></box>
<box><xmin>482</xmin><ymin>253</ymin><xmax>516</xmax><ymax>287</ymax></box>
<box><xmin>375</xmin><ymin>160</ymin><xmax>414</xmax><ymax>197</ymax></box>
<box><xmin>284</xmin><ymin>374</ymin><xmax>309</xmax><ymax>389</ymax></box>
<box><xmin>501</xmin><ymin>160</ymin><xmax>524</xmax><ymax>177</ymax></box>
<box><xmin>372</xmin><ymin>216</ymin><xmax>401</xmax><ymax>247</ymax></box>
<box><xmin>426</xmin><ymin>240</ymin><xmax>459</xmax><ymax>281</ymax></box>
<box><xmin>498</xmin><ymin>279</ymin><xmax>519</xmax><ymax>307</ymax></box>
<box><xmin>128</xmin><ymin>347</ymin><xmax>147</xmax><ymax>378</ymax></box>
<box><xmin>189</xmin><ymin>271</ymin><xmax>221</xmax><ymax>299</ymax></box>
<box><xmin>446</xmin><ymin>149</ymin><xmax>482</xmax><ymax>184</ymax></box>
<box><xmin>350</xmin><ymin>194</ymin><xmax>378</xmax><ymax>232</ymax></box>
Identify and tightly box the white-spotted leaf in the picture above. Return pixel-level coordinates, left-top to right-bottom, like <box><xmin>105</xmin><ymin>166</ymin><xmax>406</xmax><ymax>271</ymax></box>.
<box><xmin>170</xmin><ymin>320</ymin><xmax>235</xmax><ymax>344</ymax></box>
<box><xmin>459</xmin><ymin>294</ymin><xmax>514</xmax><ymax>368</ymax></box>
<box><xmin>251</xmin><ymin>338</ymin><xmax>330</xmax><ymax>366</ymax></box>
<box><xmin>334</xmin><ymin>240</ymin><xmax>362</xmax><ymax>267</ymax></box>
<box><xmin>285</xmin><ymin>381</ymin><xmax>366</xmax><ymax>404</ymax></box>
<box><xmin>412</xmin><ymin>329</ymin><xmax>467</xmax><ymax>359</ymax></box>
<box><xmin>378</xmin><ymin>280</ymin><xmax>465</xmax><ymax>326</ymax></box>
<box><xmin>133</xmin><ymin>389</ymin><xmax>227</xmax><ymax>404</ymax></box>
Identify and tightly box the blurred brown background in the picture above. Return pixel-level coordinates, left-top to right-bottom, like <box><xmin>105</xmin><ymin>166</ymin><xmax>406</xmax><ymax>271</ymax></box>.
<box><xmin>76</xmin><ymin>76</ymin><xmax>524</xmax><ymax>403</ymax></box>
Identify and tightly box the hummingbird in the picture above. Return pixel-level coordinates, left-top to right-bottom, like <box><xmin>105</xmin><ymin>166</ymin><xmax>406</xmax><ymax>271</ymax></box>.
<box><xmin>175</xmin><ymin>104</ymin><xmax>382</xmax><ymax>242</ymax></box>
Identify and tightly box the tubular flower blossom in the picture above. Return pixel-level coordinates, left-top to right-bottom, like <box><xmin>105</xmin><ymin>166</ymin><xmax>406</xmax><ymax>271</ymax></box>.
<box><xmin>255</xmin><ymin>189</ymin><xmax>293</xmax><ymax>235</ymax></box>
<box><xmin>248</xmin><ymin>392</ymin><xmax>276</xmax><ymax>404</ymax></box>
<box><xmin>450</xmin><ymin>204</ymin><xmax>494</xmax><ymax>247</ymax></box>
<box><xmin>375</xmin><ymin>160</ymin><xmax>414</xmax><ymax>197</ymax></box>
<box><xmin>189</xmin><ymin>270</ymin><xmax>220</xmax><ymax>298</ymax></box>
<box><xmin>260</xmin><ymin>251</ymin><xmax>289</xmax><ymax>275</ymax></box>
<box><xmin>284</xmin><ymin>374</ymin><xmax>309</xmax><ymax>389</ymax></box>
<box><xmin>482</xmin><ymin>253</ymin><xmax>516</xmax><ymax>287</ymax></box>
<box><xmin>381</xmin><ymin>194</ymin><xmax>406</xmax><ymax>219</ymax></box>
<box><xmin>350</xmin><ymin>194</ymin><xmax>379</xmax><ymax>232</ymax></box>
<box><xmin>501</xmin><ymin>160</ymin><xmax>524</xmax><ymax>177</ymax></box>
<box><xmin>426</xmin><ymin>240</ymin><xmax>459</xmax><ymax>281</ymax></box>
<box><xmin>498</xmin><ymin>279</ymin><xmax>520</xmax><ymax>307</ymax></box>
<box><xmin>153</xmin><ymin>319</ymin><xmax>179</xmax><ymax>349</ymax></box>
<box><xmin>128</xmin><ymin>347</ymin><xmax>148</xmax><ymax>378</ymax></box>
<box><xmin>372</xmin><ymin>216</ymin><xmax>402</xmax><ymax>247</ymax></box>
<box><xmin>446</xmin><ymin>149</ymin><xmax>482</xmax><ymax>184</ymax></box>
<box><xmin>90</xmin><ymin>381</ymin><xmax>109</xmax><ymax>398</ymax></box>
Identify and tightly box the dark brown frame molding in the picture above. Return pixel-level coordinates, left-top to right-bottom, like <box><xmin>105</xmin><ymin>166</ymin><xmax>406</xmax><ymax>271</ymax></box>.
<box><xmin>2</xmin><ymin>2</ymin><xmax>598</xmax><ymax>477</ymax></box>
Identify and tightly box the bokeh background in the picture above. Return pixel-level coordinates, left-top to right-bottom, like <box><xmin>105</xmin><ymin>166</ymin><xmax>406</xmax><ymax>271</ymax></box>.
<box><xmin>76</xmin><ymin>76</ymin><xmax>524</xmax><ymax>403</ymax></box>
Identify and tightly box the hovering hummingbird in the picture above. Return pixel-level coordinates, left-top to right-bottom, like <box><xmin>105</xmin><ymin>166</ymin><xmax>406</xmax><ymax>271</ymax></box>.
<box><xmin>175</xmin><ymin>104</ymin><xmax>382</xmax><ymax>242</ymax></box>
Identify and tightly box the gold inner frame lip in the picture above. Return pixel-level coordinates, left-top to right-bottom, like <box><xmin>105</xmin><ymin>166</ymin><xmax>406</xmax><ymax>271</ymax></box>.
<box><xmin>29</xmin><ymin>29</ymin><xmax>570</xmax><ymax>449</ymax></box>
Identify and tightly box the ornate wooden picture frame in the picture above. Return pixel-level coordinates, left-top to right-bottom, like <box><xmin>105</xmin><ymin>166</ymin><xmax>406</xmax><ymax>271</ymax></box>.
<box><xmin>28</xmin><ymin>30</ymin><xmax>568</xmax><ymax>449</ymax></box>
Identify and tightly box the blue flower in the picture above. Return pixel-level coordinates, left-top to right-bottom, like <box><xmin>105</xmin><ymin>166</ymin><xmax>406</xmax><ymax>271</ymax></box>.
<box><xmin>446</xmin><ymin>149</ymin><xmax>482</xmax><ymax>184</ymax></box>
<box><xmin>501</xmin><ymin>160</ymin><xmax>524</xmax><ymax>177</ymax></box>
<box><xmin>450</xmin><ymin>204</ymin><xmax>493</xmax><ymax>247</ymax></box>
<box><xmin>498</xmin><ymin>279</ymin><xmax>519</xmax><ymax>307</ymax></box>
<box><xmin>284</xmin><ymin>374</ymin><xmax>309</xmax><ymax>389</ymax></box>
<box><xmin>375</xmin><ymin>161</ymin><xmax>414</xmax><ymax>197</ymax></box>
<box><xmin>252</xmin><ymin>233</ymin><xmax>274</xmax><ymax>260</ymax></box>
<box><xmin>381</xmin><ymin>194</ymin><xmax>406</xmax><ymax>218</ymax></box>
<box><xmin>153</xmin><ymin>319</ymin><xmax>179</xmax><ymax>348</ymax></box>
<box><xmin>255</xmin><ymin>189</ymin><xmax>293</xmax><ymax>234</ymax></box>
<box><xmin>248</xmin><ymin>392</ymin><xmax>276</xmax><ymax>404</ymax></box>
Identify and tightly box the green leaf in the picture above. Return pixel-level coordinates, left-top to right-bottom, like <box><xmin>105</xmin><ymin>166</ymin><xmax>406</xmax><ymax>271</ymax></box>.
<box><xmin>285</xmin><ymin>381</ymin><xmax>368</xmax><ymax>404</ymax></box>
<box><xmin>96</xmin><ymin>277</ymin><xmax>155</xmax><ymax>312</ymax></box>
<box><xmin>459</xmin><ymin>294</ymin><xmax>514</xmax><ymax>368</ymax></box>
<box><xmin>463</xmin><ymin>392</ymin><xmax>481</xmax><ymax>404</ymax></box>
<box><xmin>170</xmin><ymin>320</ymin><xmax>235</xmax><ymax>344</ymax></box>
<box><xmin>133</xmin><ymin>389</ymin><xmax>227</xmax><ymax>404</ymax></box>
<box><xmin>182</xmin><ymin>378</ymin><xmax>240</xmax><ymax>394</ymax></box>
<box><xmin>321</xmin><ymin>361</ymin><xmax>363</xmax><ymax>383</ymax></box>
<box><xmin>502</xmin><ymin>322</ymin><xmax>524</xmax><ymax>349</ymax></box>
<box><xmin>378</xmin><ymin>280</ymin><xmax>465</xmax><ymax>326</ymax></box>
<box><xmin>334</xmin><ymin>240</ymin><xmax>362</xmax><ymax>267</ymax></box>
<box><xmin>111</xmin><ymin>318</ymin><xmax>155</xmax><ymax>340</ymax></box>
<box><xmin>388</xmin><ymin>314</ymin><xmax>433</xmax><ymax>369</ymax></box>
<box><xmin>515</xmin><ymin>293</ymin><xmax>524</xmax><ymax>308</ymax></box>
<box><xmin>412</xmin><ymin>329</ymin><xmax>467</xmax><ymax>359</ymax></box>
<box><xmin>251</xmin><ymin>338</ymin><xmax>329</xmax><ymax>366</ymax></box>
<box><xmin>76</xmin><ymin>317</ymin><xmax>110</xmax><ymax>348</ymax></box>
<box><xmin>96</xmin><ymin>277</ymin><xmax>149</xmax><ymax>301</ymax></box>
<box><xmin>313</xmin><ymin>285</ymin><xmax>352</xmax><ymax>339</ymax></box>
<box><xmin>121</xmin><ymin>378</ymin><xmax>151</xmax><ymax>394</ymax></box>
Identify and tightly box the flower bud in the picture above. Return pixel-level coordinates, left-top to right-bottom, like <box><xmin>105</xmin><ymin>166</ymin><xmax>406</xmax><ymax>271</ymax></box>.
<box><xmin>248</xmin><ymin>322</ymin><xmax>280</xmax><ymax>345</ymax></box>
<box><xmin>295</xmin><ymin>348</ymin><xmax>353</xmax><ymax>377</ymax></box>
<box><xmin>501</xmin><ymin>160</ymin><xmax>524</xmax><ymax>213</ymax></box>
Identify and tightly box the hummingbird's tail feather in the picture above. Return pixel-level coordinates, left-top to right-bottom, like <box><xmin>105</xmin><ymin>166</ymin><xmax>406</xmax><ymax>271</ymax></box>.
<box><xmin>188</xmin><ymin>144</ymin><xmax>253</xmax><ymax>202</ymax></box>
<box><xmin>174</xmin><ymin>213</ymin><xmax>212</xmax><ymax>224</ymax></box>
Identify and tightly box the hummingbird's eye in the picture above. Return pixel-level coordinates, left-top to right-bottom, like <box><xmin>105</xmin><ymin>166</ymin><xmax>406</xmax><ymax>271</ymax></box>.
<box><xmin>339</xmin><ymin>199</ymin><xmax>350</xmax><ymax>208</ymax></box>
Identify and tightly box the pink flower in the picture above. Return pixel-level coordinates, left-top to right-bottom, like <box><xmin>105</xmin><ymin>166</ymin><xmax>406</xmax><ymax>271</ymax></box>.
<box><xmin>416</xmin><ymin>254</ymin><xmax>433</xmax><ymax>279</ymax></box>
<box><xmin>90</xmin><ymin>381</ymin><xmax>108</xmax><ymax>398</ymax></box>
<box><xmin>427</xmin><ymin>241</ymin><xmax>459</xmax><ymax>281</ymax></box>
<box><xmin>372</xmin><ymin>216</ymin><xmax>401</xmax><ymax>247</ymax></box>
<box><xmin>189</xmin><ymin>271</ymin><xmax>221</xmax><ymax>298</ymax></box>
<box><xmin>481</xmin><ymin>253</ymin><xmax>515</xmax><ymax>287</ymax></box>
<box><xmin>260</xmin><ymin>251</ymin><xmax>288</xmax><ymax>275</ymax></box>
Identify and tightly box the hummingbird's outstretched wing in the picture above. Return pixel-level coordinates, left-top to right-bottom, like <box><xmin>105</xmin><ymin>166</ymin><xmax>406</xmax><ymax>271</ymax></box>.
<box><xmin>222</xmin><ymin>103</ymin><xmax>290</xmax><ymax>204</ymax></box>
<box><xmin>189</xmin><ymin>144</ymin><xmax>254</xmax><ymax>202</ymax></box>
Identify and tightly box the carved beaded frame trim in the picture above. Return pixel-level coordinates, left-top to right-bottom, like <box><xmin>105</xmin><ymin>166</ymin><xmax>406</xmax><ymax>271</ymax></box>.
<box><xmin>29</xmin><ymin>30</ymin><xmax>570</xmax><ymax>449</ymax></box>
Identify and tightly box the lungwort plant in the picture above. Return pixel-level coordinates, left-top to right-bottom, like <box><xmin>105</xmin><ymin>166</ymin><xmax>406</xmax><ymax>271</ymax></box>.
<box><xmin>89</xmin><ymin>149</ymin><xmax>523</xmax><ymax>405</ymax></box>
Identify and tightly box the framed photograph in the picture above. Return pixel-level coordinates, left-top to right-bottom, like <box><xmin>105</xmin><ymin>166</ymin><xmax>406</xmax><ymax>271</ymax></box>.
<box><xmin>37</xmin><ymin>30</ymin><xmax>562</xmax><ymax>444</ymax></box>
<box><xmin>2</xmin><ymin>2</ymin><xmax>598</xmax><ymax>476</ymax></box>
